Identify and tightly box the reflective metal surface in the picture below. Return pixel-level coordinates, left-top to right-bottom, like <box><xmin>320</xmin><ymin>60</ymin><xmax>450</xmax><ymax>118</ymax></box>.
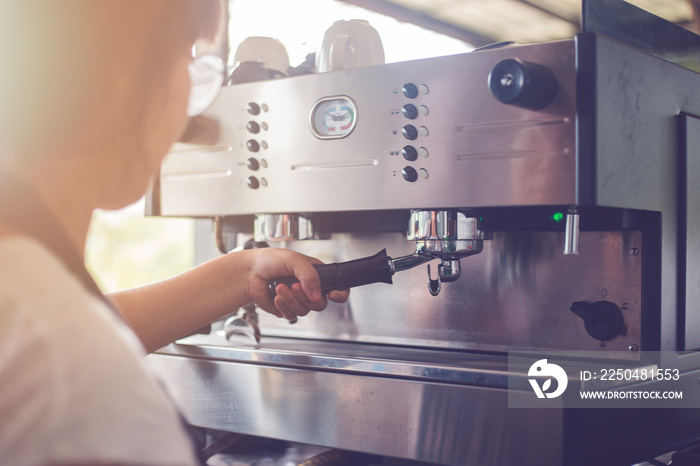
<box><xmin>150</xmin><ymin>343</ymin><xmax>700</xmax><ymax>465</ymax></box>
<box><xmin>407</xmin><ymin>210</ymin><xmax>486</xmax><ymax>241</ymax></box>
<box><xmin>563</xmin><ymin>208</ymin><xmax>579</xmax><ymax>255</ymax></box>
<box><xmin>163</xmin><ymin>335</ymin><xmax>512</xmax><ymax>385</ymax></box>
<box><xmin>158</xmin><ymin>40</ymin><xmax>576</xmax><ymax>217</ymax></box>
<box><xmin>224</xmin><ymin>305</ymin><xmax>260</xmax><ymax>344</ymax></box>
<box><xmin>253</xmin><ymin>230</ymin><xmax>643</xmax><ymax>356</ymax></box>
<box><xmin>254</xmin><ymin>213</ymin><xmax>327</xmax><ymax>242</ymax></box>
<box><xmin>407</xmin><ymin>210</ymin><xmax>486</xmax><ymax>259</ymax></box>
<box><xmin>149</xmin><ymin>350</ymin><xmax>564</xmax><ymax>466</ymax></box>
<box><xmin>149</xmin><ymin>26</ymin><xmax>700</xmax><ymax>465</ymax></box>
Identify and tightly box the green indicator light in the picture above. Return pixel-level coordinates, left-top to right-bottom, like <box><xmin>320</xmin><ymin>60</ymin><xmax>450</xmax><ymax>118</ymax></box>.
<box><xmin>552</xmin><ymin>212</ymin><xmax>565</xmax><ymax>223</ymax></box>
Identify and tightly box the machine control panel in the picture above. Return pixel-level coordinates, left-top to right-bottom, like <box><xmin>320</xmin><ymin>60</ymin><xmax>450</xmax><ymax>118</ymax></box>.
<box><xmin>239</xmin><ymin>100</ymin><xmax>271</xmax><ymax>190</ymax></box>
<box><xmin>159</xmin><ymin>39</ymin><xmax>576</xmax><ymax>217</ymax></box>
<box><xmin>396</xmin><ymin>82</ymin><xmax>431</xmax><ymax>184</ymax></box>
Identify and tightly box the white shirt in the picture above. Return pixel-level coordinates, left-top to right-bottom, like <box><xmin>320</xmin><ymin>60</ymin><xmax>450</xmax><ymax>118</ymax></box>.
<box><xmin>0</xmin><ymin>237</ymin><xmax>200</xmax><ymax>466</ymax></box>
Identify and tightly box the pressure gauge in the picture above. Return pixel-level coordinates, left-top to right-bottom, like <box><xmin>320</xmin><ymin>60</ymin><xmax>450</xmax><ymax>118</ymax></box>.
<box><xmin>310</xmin><ymin>96</ymin><xmax>358</xmax><ymax>139</ymax></box>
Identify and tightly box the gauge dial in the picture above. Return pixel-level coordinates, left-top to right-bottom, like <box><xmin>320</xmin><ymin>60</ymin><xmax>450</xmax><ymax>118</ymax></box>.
<box><xmin>310</xmin><ymin>96</ymin><xmax>358</xmax><ymax>139</ymax></box>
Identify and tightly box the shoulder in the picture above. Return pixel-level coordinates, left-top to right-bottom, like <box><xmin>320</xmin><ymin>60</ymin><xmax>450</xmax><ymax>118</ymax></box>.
<box><xmin>0</xmin><ymin>235</ymin><xmax>115</xmax><ymax>350</ymax></box>
<box><xmin>0</xmin><ymin>236</ymin><xmax>199</xmax><ymax>466</ymax></box>
<box><xmin>0</xmin><ymin>234</ymin><xmax>68</xmax><ymax>286</ymax></box>
<box><xmin>0</xmin><ymin>235</ymin><xmax>84</xmax><ymax>364</ymax></box>
<box><xmin>0</xmin><ymin>235</ymin><xmax>87</xmax><ymax>313</ymax></box>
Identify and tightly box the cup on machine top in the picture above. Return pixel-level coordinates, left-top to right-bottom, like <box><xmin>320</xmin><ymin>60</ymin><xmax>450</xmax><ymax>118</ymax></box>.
<box><xmin>316</xmin><ymin>20</ymin><xmax>385</xmax><ymax>73</ymax></box>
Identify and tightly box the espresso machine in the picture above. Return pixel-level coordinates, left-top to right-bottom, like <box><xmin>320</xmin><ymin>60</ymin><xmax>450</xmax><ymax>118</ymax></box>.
<box><xmin>146</xmin><ymin>1</ymin><xmax>700</xmax><ymax>464</ymax></box>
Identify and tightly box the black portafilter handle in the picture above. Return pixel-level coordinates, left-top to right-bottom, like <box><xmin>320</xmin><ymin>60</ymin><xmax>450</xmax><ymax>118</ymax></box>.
<box><xmin>268</xmin><ymin>249</ymin><xmax>394</xmax><ymax>297</ymax></box>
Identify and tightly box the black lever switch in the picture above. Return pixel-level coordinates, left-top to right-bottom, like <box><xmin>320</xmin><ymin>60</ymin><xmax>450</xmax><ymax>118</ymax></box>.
<box><xmin>570</xmin><ymin>301</ymin><xmax>625</xmax><ymax>341</ymax></box>
<box><xmin>488</xmin><ymin>58</ymin><xmax>557</xmax><ymax>110</ymax></box>
<box><xmin>268</xmin><ymin>249</ymin><xmax>394</xmax><ymax>297</ymax></box>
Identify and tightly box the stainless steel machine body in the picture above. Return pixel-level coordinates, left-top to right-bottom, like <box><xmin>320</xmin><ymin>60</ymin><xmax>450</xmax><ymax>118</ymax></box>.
<box><xmin>147</xmin><ymin>24</ymin><xmax>700</xmax><ymax>465</ymax></box>
<box><xmin>159</xmin><ymin>39</ymin><xmax>576</xmax><ymax>215</ymax></box>
<box><xmin>155</xmin><ymin>37</ymin><xmax>646</xmax><ymax>354</ymax></box>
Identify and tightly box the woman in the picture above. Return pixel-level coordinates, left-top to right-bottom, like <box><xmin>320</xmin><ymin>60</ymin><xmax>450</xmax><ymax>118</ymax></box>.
<box><xmin>0</xmin><ymin>1</ymin><xmax>347</xmax><ymax>464</ymax></box>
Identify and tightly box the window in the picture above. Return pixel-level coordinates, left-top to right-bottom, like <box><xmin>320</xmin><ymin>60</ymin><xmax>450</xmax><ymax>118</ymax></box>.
<box><xmin>228</xmin><ymin>0</ymin><xmax>472</xmax><ymax>68</ymax></box>
<box><xmin>86</xmin><ymin>200</ymin><xmax>194</xmax><ymax>291</ymax></box>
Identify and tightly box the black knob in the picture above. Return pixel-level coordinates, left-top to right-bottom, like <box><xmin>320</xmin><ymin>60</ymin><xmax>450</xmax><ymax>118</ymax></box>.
<box><xmin>402</xmin><ymin>104</ymin><xmax>418</xmax><ymax>120</ymax></box>
<box><xmin>402</xmin><ymin>166</ymin><xmax>418</xmax><ymax>182</ymax></box>
<box><xmin>247</xmin><ymin>121</ymin><xmax>260</xmax><ymax>134</ymax></box>
<box><xmin>402</xmin><ymin>145</ymin><xmax>418</xmax><ymax>161</ymax></box>
<box><xmin>402</xmin><ymin>83</ymin><xmax>419</xmax><ymax>99</ymax></box>
<box><xmin>246</xmin><ymin>158</ymin><xmax>260</xmax><ymax>171</ymax></box>
<box><xmin>247</xmin><ymin>139</ymin><xmax>260</xmax><ymax>152</ymax></box>
<box><xmin>488</xmin><ymin>58</ymin><xmax>557</xmax><ymax>110</ymax></box>
<box><xmin>570</xmin><ymin>301</ymin><xmax>625</xmax><ymax>341</ymax></box>
<box><xmin>401</xmin><ymin>125</ymin><xmax>418</xmax><ymax>141</ymax></box>
<box><xmin>247</xmin><ymin>176</ymin><xmax>260</xmax><ymax>190</ymax></box>
<box><xmin>247</xmin><ymin>102</ymin><xmax>261</xmax><ymax>115</ymax></box>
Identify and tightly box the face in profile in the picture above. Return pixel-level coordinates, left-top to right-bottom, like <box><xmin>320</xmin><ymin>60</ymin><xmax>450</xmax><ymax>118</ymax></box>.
<box><xmin>0</xmin><ymin>0</ymin><xmax>223</xmax><ymax>209</ymax></box>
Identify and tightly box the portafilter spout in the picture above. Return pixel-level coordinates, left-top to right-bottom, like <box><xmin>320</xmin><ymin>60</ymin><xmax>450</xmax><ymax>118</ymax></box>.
<box><xmin>267</xmin><ymin>210</ymin><xmax>488</xmax><ymax>298</ymax></box>
<box><xmin>406</xmin><ymin>210</ymin><xmax>487</xmax><ymax>296</ymax></box>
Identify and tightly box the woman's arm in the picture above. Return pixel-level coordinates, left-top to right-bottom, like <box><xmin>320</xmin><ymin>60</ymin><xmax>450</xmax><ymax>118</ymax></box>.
<box><xmin>108</xmin><ymin>248</ymin><xmax>347</xmax><ymax>352</ymax></box>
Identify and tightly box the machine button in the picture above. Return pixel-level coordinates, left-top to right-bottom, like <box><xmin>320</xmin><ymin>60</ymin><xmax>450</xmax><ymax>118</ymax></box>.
<box><xmin>402</xmin><ymin>104</ymin><xmax>418</xmax><ymax>120</ymax></box>
<box><xmin>419</xmin><ymin>84</ymin><xmax>430</xmax><ymax>95</ymax></box>
<box><xmin>247</xmin><ymin>139</ymin><xmax>260</xmax><ymax>152</ymax></box>
<box><xmin>569</xmin><ymin>301</ymin><xmax>625</xmax><ymax>341</ymax></box>
<box><xmin>402</xmin><ymin>166</ymin><xmax>418</xmax><ymax>182</ymax></box>
<box><xmin>419</xmin><ymin>168</ymin><xmax>429</xmax><ymax>179</ymax></box>
<box><xmin>419</xmin><ymin>147</ymin><xmax>429</xmax><ymax>158</ymax></box>
<box><xmin>247</xmin><ymin>121</ymin><xmax>260</xmax><ymax>134</ymax></box>
<box><xmin>247</xmin><ymin>176</ymin><xmax>260</xmax><ymax>190</ymax></box>
<box><xmin>401</xmin><ymin>125</ymin><xmax>418</xmax><ymax>141</ymax></box>
<box><xmin>402</xmin><ymin>145</ymin><xmax>418</xmax><ymax>161</ymax></box>
<box><xmin>419</xmin><ymin>126</ymin><xmax>429</xmax><ymax>137</ymax></box>
<box><xmin>419</xmin><ymin>105</ymin><xmax>430</xmax><ymax>116</ymax></box>
<box><xmin>402</xmin><ymin>83</ymin><xmax>419</xmax><ymax>99</ymax></box>
<box><xmin>246</xmin><ymin>158</ymin><xmax>260</xmax><ymax>171</ymax></box>
<box><xmin>247</xmin><ymin>102</ymin><xmax>261</xmax><ymax>115</ymax></box>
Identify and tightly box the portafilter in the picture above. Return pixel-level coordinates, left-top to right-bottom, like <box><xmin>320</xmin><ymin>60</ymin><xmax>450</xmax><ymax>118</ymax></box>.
<box><xmin>268</xmin><ymin>210</ymin><xmax>488</xmax><ymax>297</ymax></box>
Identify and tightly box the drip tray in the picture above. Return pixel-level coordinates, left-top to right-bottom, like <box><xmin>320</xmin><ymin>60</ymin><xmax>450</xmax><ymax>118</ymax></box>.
<box><xmin>157</xmin><ymin>334</ymin><xmax>512</xmax><ymax>388</ymax></box>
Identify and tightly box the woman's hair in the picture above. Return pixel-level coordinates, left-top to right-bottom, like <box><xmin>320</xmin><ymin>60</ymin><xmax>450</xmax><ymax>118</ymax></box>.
<box><xmin>0</xmin><ymin>0</ymin><xmax>223</xmax><ymax>156</ymax></box>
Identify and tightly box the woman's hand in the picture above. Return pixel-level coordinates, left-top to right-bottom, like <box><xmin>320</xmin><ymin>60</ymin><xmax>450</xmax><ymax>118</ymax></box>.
<box><xmin>242</xmin><ymin>248</ymin><xmax>349</xmax><ymax>322</ymax></box>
